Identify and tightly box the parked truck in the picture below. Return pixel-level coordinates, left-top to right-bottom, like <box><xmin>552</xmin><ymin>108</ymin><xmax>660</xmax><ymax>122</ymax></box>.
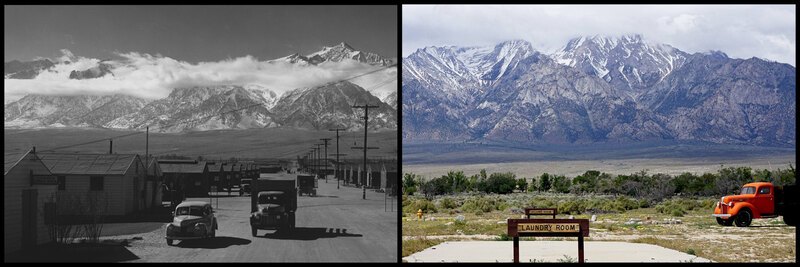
<box><xmin>297</xmin><ymin>173</ymin><xmax>317</xmax><ymax>196</ymax></box>
<box><xmin>250</xmin><ymin>175</ymin><xmax>297</xmax><ymax>236</ymax></box>
<box><xmin>712</xmin><ymin>182</ymin><xmax>797</xmax><ymax>227</ymax></box>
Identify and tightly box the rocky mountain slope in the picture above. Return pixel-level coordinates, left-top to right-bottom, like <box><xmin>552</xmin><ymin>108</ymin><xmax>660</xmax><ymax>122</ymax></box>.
<box><xmin>403</xmin><ymin>36</ymin><xmax>796</xmax><ymax>147</ymax></box>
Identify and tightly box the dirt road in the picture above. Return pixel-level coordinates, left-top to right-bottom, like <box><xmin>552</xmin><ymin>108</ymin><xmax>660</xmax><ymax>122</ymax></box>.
<box><xmin>109</xmin><ymin>179</ymin><xmax>398</xmax><ymax>262</ymax></box>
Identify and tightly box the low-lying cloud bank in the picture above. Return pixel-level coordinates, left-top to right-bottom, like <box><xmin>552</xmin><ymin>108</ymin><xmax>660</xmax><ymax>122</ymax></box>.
<box><xmin>5</xmin><ymin>49</ymin><xmax>396</xmax><ymax>102</ymax></box>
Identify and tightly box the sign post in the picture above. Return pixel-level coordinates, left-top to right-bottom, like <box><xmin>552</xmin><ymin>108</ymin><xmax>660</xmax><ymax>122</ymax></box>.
<box><xmin>507</xmin><ymin>218</ymin><xmax>590</xmax><ymax>263</ymax></box>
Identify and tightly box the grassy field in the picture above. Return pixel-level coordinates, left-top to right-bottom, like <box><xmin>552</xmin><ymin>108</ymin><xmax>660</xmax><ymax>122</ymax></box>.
<box><xmin>401</xmin><ymin>193</ymin><xmax>796</xmax><ymax>262</ymax></box>
<box><xmin>4</xmin><ymin>127</ymin><xmax>397</xmax><ymax>161</ymax></box>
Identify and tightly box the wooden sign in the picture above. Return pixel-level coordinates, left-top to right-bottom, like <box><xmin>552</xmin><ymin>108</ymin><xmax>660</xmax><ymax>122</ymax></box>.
<box><xmin>518</xmin><ymin>223</ymin><xmax>580</xmax><ymax>233</ymax></box>
<box><xmin>525</xmin><ymin>208</ymin><xmax>557</xmax><ymax>219</ymax></box>
<box><xmin>508</xmin><ymin>218</ymin><xmax>590</xmax><ymax>263</ymax></box>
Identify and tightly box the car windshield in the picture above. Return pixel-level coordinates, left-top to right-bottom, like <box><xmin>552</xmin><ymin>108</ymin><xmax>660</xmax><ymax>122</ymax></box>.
<box><xmin>176</xmin><ymin>206</ymin><xmax>205</xmax><ymax>216</ymax></box>
<box><xmin>740</xmin><ymin>186</ymin><xmax>756</xmax><ymax>195</ymax></box>
<box><xmin>258</xmin><ymin>195</ymin><xmax>282</xmax><ymax>204</ymax></box>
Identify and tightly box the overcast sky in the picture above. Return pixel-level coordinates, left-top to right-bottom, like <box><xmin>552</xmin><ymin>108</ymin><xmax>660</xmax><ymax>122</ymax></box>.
<box><xmin>403</xmin><ymin>5</ymin><xmax>795</xmax><ymax>66</ymax></box>
<box><xmin>5</xmin><ymin>5</ymin><xmax>397</xmax><ymax>63</ymax></box>
<box><xmin>4</xmin><ymin>5</ymin><xmax>397</xmax><ymax>102</ymax></box>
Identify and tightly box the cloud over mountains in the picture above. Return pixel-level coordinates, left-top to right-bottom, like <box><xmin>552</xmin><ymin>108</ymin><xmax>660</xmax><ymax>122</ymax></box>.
<box><xmin>5</xmin><ymin>49</ymin><xmax>388</xmax><ymax>102</ymax></box>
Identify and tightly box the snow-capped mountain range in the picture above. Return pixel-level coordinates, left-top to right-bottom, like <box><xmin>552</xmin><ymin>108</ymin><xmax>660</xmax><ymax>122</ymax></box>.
<box><xmin>403</xmin><ymin>35</ymin><xmax>796</xmax><ymax>147</ymax></box>
<box><xmin>269</xmin><ymin>42</ymin><xmax>392</xmax><ymax>66</ymax></box>
<box><xmin>4</xmin><ymin>43</ymin><xmax>397</xmax><ymax>132</ymax></box>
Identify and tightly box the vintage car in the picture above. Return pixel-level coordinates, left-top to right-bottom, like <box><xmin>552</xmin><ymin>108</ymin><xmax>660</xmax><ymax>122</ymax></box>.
<box><xmin>240</xmin><ymin>179</ymin><xmax>252</xmax><ymax>196</ymax></box>
<box><xmin>713</xmin><ymin>182</ymin><xmax>797</xmax><ymax>227</ymax></box>
<box><xmin>165</xmin><ymin>201</ymin><xmax>218</xmax><ymax>245</ymax></box>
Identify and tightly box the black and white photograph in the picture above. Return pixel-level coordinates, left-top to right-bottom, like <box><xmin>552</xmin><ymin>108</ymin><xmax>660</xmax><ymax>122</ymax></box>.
<box><xmin>5</xmin><ymin>5</ymin><xmax>398</xmax><ymax>262</ymax></box>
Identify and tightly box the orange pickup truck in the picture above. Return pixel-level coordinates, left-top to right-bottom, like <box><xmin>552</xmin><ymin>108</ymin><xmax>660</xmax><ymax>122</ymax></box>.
<box><xmin>713</xmin><ymin>182</ymin><xmax>797</xmax><ymax>227</ymax></box>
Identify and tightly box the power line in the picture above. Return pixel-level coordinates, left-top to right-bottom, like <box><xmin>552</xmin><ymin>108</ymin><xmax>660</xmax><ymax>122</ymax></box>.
<box><xmin>38</xmin><ymin>131</ymin><xmax>144</xmax><ymax>153</ymax></box>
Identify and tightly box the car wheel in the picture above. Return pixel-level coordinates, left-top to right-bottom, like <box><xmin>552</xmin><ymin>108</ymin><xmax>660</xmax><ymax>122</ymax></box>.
<box><xmin>735</xmin><ymin>209</ymin><xmax>752</xmax><ymax>227</ymax></box>
<box><xmin>716</xmin><ymin>217</ymin><xmax>733</xmax><ymax>226</ymax></box>
<box><xmin>251</xmin><ymin>227</ymin><xmax>257</xmax><ymax>237</ymax></box>
<box><xmin>166</xmin><ymin>239</ymin><xmax>173</xmax><ymax>246</ymax></box>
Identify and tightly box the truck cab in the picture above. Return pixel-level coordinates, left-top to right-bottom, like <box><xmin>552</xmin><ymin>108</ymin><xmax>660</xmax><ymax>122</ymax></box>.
<box><xmin>249</xmin><ymin>176</ymin><xmax>297</xmax><ymax>236</ymax></box>
<box><xmin>713</xmin><ymin>182</ymin><xmax>785</xmax><ymax>227</ymax></box>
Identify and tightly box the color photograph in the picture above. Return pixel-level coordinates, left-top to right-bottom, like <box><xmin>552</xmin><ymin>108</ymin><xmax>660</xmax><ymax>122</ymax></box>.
<box><xmin>401</xmin><ymin>4</ymin><xmax>795</xmax><ymax>263</ymax></box>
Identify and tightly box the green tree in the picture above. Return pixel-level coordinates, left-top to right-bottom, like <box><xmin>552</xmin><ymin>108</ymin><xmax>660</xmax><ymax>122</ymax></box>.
<box><xmin>572</xmin><ymin>170</ymin><xmax>601</xmax><ymax>194</ymax></box>
<box><xmin>447</xmin><ymin>171</ymin><xmax>468</xmax><ymax>193</ymax></box>
<box><xmin>403</xmin><ymin>173</ymin><xmax>419</xmax><ymax>195</ymax></box>
<box><xmin>527</xmin><ymin>177</ymin><xmax>538</xmax><ymax>192</ymax></box>
<box><xmin>516</xmin><ymin>178</ymin><xmax>528</xmax><ymax>192</ymax></box>
<box><xmin>552</xmin><ymin>175</ymin><xmax>571</xmax><ymax>193</ymax></box>
<box><xmin>479</xmin><ymin>172</ymin><xmax>517</xmax><ymax>194</ymax></box>
<box><xmin>467</xmin><ymin>174</ymin><xmax>480</xmax><ymax>192</ymax></box>
<box><xmin>539</xmin><ymin>173</ymin><xmax>552</xmax><ymax>192</ymax></box>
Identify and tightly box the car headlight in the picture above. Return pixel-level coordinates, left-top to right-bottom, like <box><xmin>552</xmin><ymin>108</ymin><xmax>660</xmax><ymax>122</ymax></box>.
<box><xmin>727</xmin><ymin>201</ymin><xmax>734</xmax><ymax>207</ymax></box>
<box><xmin>167</xmin><ymin>224</ymin><xmax>175</xmax><ymax>231</ymax></box>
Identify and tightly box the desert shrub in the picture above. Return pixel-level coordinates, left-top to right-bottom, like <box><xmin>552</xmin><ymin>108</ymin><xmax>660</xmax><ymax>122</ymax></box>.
<box><xmin>558</xmin><ymin>199</ymin><xmax>585</xmax><ymax>215</ymax></box>
<box><xmin>461</xmin><ymin>196</ymin><xmax>506</xmax><ymax>213</ymax></box>
<box><xmin>497</xmin><ymin>233</ymin><xmax>512</xmax><ymax>241</ymax></box>
<box><xmin>670</xmin><ymin>209</ymin><xmax>686</xmax><ymax>217</ymax></box>
<box><xmin>615</xmin><ymin>196</ymin><xmax>641</xmax><ymax>210</ymax></box>
<box><xmin>638</xmin><ymin>199</ymin><xmax>651</xmax><ymax>208</ymax></box>
<box><xmin>528</xmin><ymin>196</ymin><xmax>556</xmax><ymax>209</ymax></box>
<box><xmin>655</xmin><ymin>199</ymin><xmax>692</xmax><ymax>217</ymax></box>
<box><xmin>438</xmin><ymin>197</ymin><xmax>459</xmax><ymax>210</ymax></box>
<box><xmin>403</xmin><ymin>198</ymin><xmax>437</xmax><ymax>214</ymax></box>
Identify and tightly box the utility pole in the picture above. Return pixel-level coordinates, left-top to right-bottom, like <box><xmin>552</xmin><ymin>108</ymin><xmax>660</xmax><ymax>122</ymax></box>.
<box><xmin>320</xmin><ymin>138</ymin><xmax>331</xmax><ymax>183</ymax></box>
<box><xmin>352</xmin><ymin>104</ymin><xmax>380</xmax><ymax>200</ymax></box>
<box><xmin>315</xmin><ymin>144</ymin><xmax>322</xmax><ymax>177</ymax></box>
<box><xmin>329</xmin><ymin>128</ymin><xmax>347</xmax><ymax>189</ymax></box>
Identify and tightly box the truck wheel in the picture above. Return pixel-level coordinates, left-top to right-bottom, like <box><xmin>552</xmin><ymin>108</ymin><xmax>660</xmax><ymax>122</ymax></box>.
<box><xmin>734</xmin><ymin>209</ymin><xmax>752</xmax><ymax>227</ymax></box>
<box><xmin>716</xmin><ymin>217</ymin><xmax>733</xmax><ymax>226</ymax></box>
<box><xmin>166</xmin><ymin>239</ymin><xmax>173</xmax><ymax>246</ymax></box>
<box><xmin>251</xmin><ymin>227</ymin><xmax>257</xmax><ymax>237</ymax></box>
<box><xmin>783</xmin><ymin>215</ymin><xmax>796</xmax><ymax>226</ymax></box>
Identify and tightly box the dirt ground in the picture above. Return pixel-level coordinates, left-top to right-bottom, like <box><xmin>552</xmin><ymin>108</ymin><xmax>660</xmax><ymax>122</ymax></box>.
<box><xmin>402</xmin><ymin>209</ymin><xmax>796</xmax><ymax>262</ymax></box>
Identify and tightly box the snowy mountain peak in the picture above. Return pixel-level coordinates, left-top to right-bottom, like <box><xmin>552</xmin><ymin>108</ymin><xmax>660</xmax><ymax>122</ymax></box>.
<box><xmin>273</xmin><ymin>42</ymin><xmax>389</xmax><ymax>66</ymax></box>
<box><xmin>552</xmin><ymin>34</ymin><xmax>689</xmax><ymax>97</ymax></box>
<box><xmin>332</xmin><ymin>42</ymin><xmax>355</xmax><ymax>51</ymax></box>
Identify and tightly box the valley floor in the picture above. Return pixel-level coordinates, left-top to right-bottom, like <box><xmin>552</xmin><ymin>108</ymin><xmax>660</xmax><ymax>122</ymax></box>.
<box><xmin>402</xmin><ymin>142</ymin><xmax>795</xmax><ymax>178</ymax></box>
